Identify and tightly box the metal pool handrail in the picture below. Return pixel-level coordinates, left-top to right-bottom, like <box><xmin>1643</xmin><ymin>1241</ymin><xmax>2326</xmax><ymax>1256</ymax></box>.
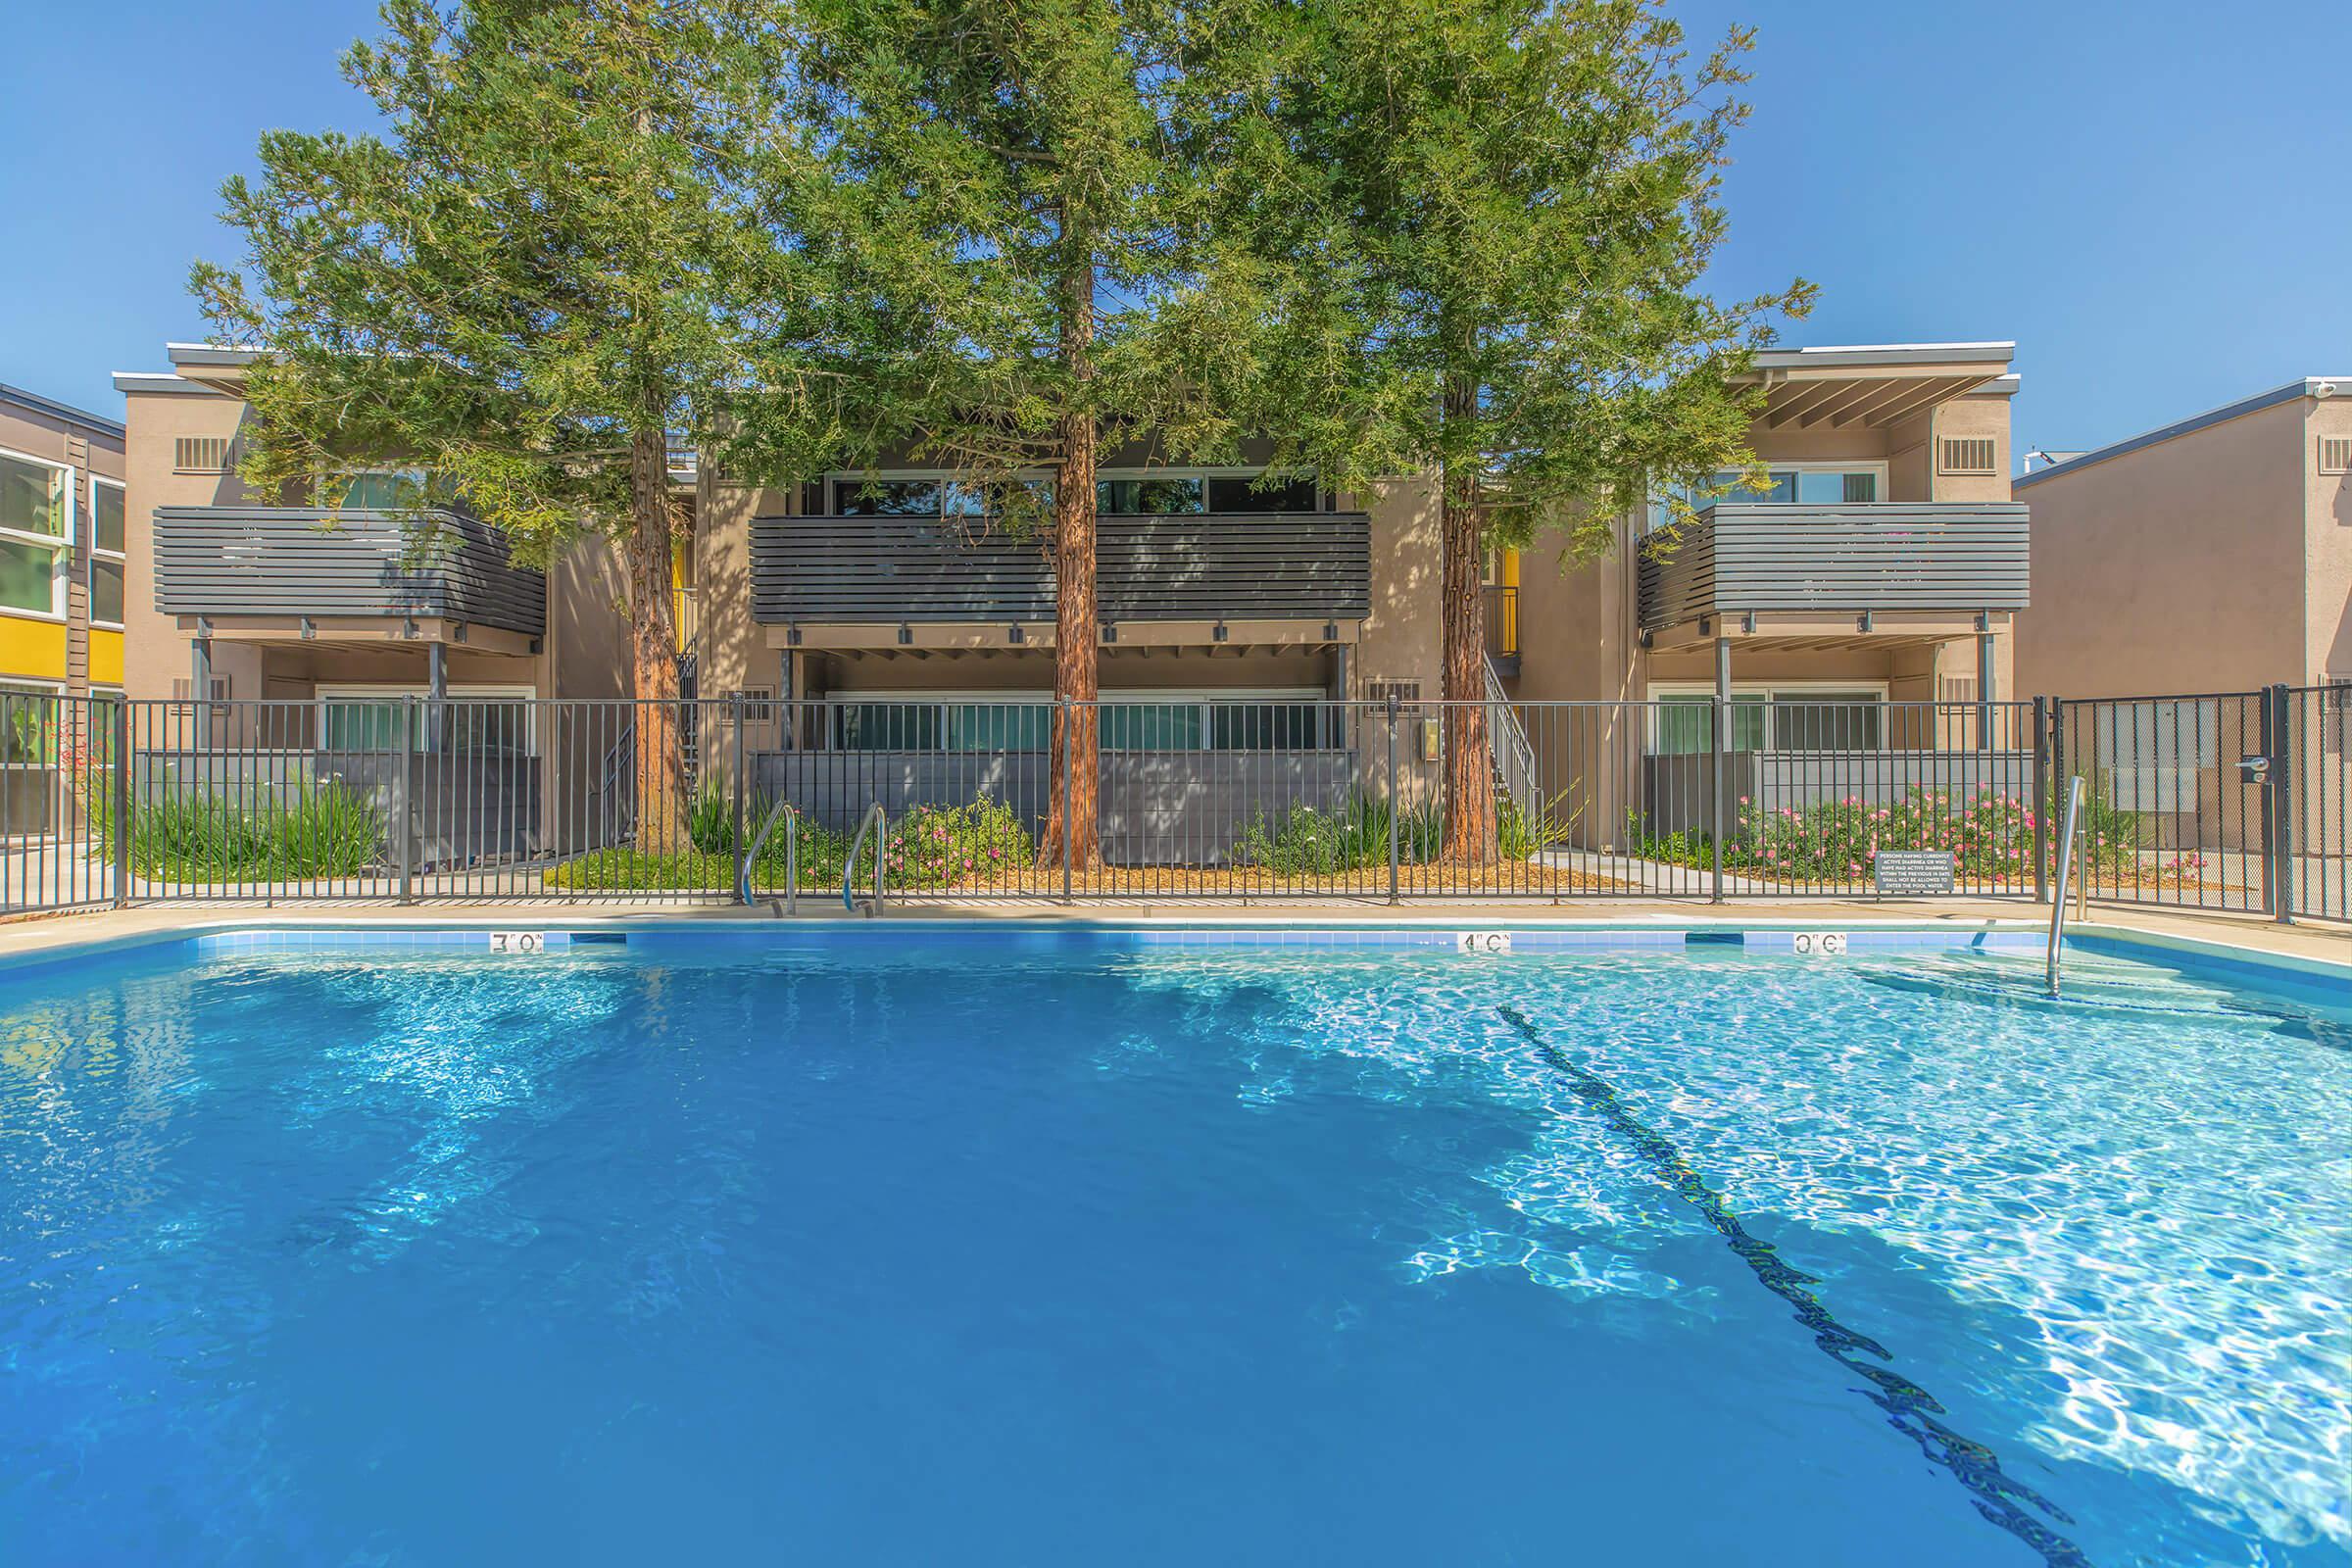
<box><xmin>2046</xmin><ymin>774</ymin><xmax>2085</xmax><ymax>997</ymax></box>
<box><xmin>844</xmin><ymin>802</ymin><xmax>886</xmax><ymax>916</ymax></box>
<box><xmin>739</xmin><ymin>798</ymin><xmax>799</xmax><ymax>913</ymax></box>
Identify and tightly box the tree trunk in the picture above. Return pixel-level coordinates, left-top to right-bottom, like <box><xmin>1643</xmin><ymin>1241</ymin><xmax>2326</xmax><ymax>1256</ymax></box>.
<box><xmin>627</xmin><ymin>421</ymin><xmax>685</xmax><ymax>852</ymax></box>
<box><xmin>1439</xmin><ymin>379</ymin><xmax>1496</xmax><ymax>866</ymax></box>
<box><xmin>1043</xmin><ymin>251</ymin><xmax>1102</xmax><ymax>872</ymax></box>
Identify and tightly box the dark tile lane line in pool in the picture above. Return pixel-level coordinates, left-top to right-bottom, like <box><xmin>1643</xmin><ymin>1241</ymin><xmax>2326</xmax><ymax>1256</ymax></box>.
<box><xmin>1495</xmin><ymin>1004</ymin><xmax>2093</xmax><ymax>1568</ymax></box>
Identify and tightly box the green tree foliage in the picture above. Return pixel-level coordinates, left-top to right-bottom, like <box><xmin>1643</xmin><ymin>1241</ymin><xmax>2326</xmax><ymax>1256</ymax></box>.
<box><xmin>1211</xmin><ymin>0</ymin><xmax>1813</xmax><ymax>860</ymax></box>
<box><xmin>791</xmin><ymin>0</ymin><xmax>1306</xmax><ymax>867</ymax></box>
<box><xmin>193</xmin><ymin>0</ymin><xmax>836</xmax><ymax>845</ymax></box>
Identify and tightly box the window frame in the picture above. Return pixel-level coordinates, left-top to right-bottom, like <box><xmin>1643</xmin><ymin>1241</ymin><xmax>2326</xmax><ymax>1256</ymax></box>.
<box><xmin>1644</xmin><ymin>679</ymin><xmax>1891</xmax><ymax>754</ymax></box>
<box><xmin>822</xmin><ymin>466</ymin><xmax>1329</xmax><ymax>518</ymax></box>
<box><xmin>315</xmin><ymin>682</ymin><xmax>541</xmax><ymax>757</ymax></box>
<box><xmin>0</xmin><ymin>445</ymin><xmax>74</xmax><ymax>621</ymax></box>
<box><xmin>87</xmin><ymin>475</ymin><xmax>126</xmax><ymax>630</ymax></box>
<box><xmin>1645</xmin><ymin>460</ymin><xmax>1889</xmax><ymax>534</ymax></box>
<box><xmin>824</xmin><ymin>687</ymin><xmax>1334</xmax><ymax>754</ymax></box>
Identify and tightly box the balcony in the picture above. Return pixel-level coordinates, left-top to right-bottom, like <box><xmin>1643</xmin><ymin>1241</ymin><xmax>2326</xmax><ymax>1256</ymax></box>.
<box><xmin>152</xmin><ymin>507</ymin><xmax>547</xmax><ymax>642</ymax></box>
<box><xmin>1637</xmin><ymin>502</ymin><xmax>2029</xmax><ymax>649</ymax></box>
<box><xmin>750</xmin><ymin>512</ymin><xmax>1371</xmax><ymax>635</ymax></box>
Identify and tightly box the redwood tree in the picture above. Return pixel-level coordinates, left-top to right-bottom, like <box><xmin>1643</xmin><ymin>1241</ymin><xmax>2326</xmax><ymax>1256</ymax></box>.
<box><xmin>1225</xmin><ymin>0</ymin><xmax>1812</xmax><ymax>861</ymax></box>
<box><xmin>194</xmin><ymin>0</ymin><xmax>831</xmax><ymax>847</ymax></box>
<box><xmin>793</xmin><ymin>0</ymin><xmax>1294</xmax><ymax>869</ymax></box>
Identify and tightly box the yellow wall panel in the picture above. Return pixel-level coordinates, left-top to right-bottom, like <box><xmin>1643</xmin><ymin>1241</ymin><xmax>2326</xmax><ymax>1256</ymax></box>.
<box><xmin>87</xmin><ymin>629</ymin><xmax>124</xmax><ymax>688</ymax></box>
<box><xmin>0</xmin><ymin>615</ymin><xmax>69</xmax><ymax>683</ymax></box>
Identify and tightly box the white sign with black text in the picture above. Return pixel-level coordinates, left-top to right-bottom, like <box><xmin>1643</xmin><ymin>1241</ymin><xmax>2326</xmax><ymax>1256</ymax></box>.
<box><xmin>1791</xmin><ymin>932</ymin><xmax>1848</xmax><ymax>957</ymax></box>
<box><xmin>487</xmin><ymin>931</ymin><xmax>547</xmax><ymax>956</ymax></box>
<box><xmin>1456</xmin><ymin>931</ymin><xmax>1514</xmax><ymax>956</ymax></box>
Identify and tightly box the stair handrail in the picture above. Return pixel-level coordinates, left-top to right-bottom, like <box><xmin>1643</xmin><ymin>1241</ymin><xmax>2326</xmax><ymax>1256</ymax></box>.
<box><xmin>1483</xmin><ymin>655</ymin><xmax>1539</xmax><ymax>824</ymax></box>
<box><xmin>843</xmin><ymin>802</ymin><xmax>886</xmax><ymax>916</ymax></box>
<box><xmin>740</xmin><ymin>797</ymin><xmax>798</xmax><ymax>913</ymax></box>
<box><xmin>2045</xmin><ymin>774</ymin><xmax>2085</xmax><ymax>997</ymax></box>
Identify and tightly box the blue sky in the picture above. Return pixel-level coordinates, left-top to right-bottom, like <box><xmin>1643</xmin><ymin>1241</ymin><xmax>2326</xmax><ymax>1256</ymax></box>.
<box><xmin>6</xmin><ymin>0</ymin><xmax>2347</xmax><ymax>461</ymax></box>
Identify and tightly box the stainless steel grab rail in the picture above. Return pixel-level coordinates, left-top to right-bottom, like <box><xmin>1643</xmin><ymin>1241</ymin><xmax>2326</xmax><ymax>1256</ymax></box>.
<box><xmin>844</xmin><ymin>802</ymin><xmax>885</xmax><ymax>916</ymax></box>
<box><xmin>2045</xmin><ymin>774</ymin><xmax>2085</xmax><ymax>997</ymax></box>
<box><xmin>739</xmin><ymin>798</ymin><xmax>799</xmax><ymax>913</ymax></box>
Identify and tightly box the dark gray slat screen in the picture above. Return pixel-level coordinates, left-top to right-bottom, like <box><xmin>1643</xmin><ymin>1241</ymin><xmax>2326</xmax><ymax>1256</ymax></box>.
<box><xmin>1639</xmin><ymin>504</ymin><xmax>2030</xmax><ymax>630</ymax></box>
<box><xmin>153</xmin><ymin>508</ymin><xmax>547</xmax><ymax>636</ymax></box>
<box><xmin>752</xmin><ymin>513</ymin><xmax>1372</xmax><ymax>622</ymax></box>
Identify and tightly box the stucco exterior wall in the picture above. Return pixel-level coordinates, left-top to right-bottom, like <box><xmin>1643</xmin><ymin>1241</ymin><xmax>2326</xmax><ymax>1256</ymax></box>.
<box><xmin>2307</xmin><ymin>396</ymin><xmax>2352</xmax><ymax>681</ymax></box>
<box><xmin>2014</xmin><ymin>398</ymin><xmax>2309</xmax><ymax>697</ymax></box>
<box><xmin>120</xmin><ymin>384</ymin><xmax>267</xmax><ymax>702</ymax></box>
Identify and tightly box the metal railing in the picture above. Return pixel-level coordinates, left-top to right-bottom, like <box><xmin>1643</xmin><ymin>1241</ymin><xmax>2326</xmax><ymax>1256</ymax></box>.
<box><xmin>3</xmin><ymin>687</ymin><xmax>2341</xmax><ymax>920</ymax></box>
<box><xmin>2046</xmin><ymin>775</ymin><xmax>2085</xmax><ymax>996</ymax></box>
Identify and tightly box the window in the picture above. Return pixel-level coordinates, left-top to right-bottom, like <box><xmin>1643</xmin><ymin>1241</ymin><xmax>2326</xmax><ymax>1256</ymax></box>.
<box><xmin>1099</xmin><ymin>477</ymin><xmax>1205</xmax><ymax>515</ymax></box>
<box><xmin>1204</xmin><ymin>475</ymin><xmax>1319</xmax><ymax>514</ymax></box>
<box><xmin>0</xmin><ymin>679</ymin><xmax>60</xmax><ymax>766</ymax></box>
<box><xmin>318</xmin><ymin>686</ymin><xmax>538</xmax><ymax>756</ymax></box>
<box><xmin>828</xmin><ymin>470</ymin><xmax>1323</xmax><ymax>518</ymax></box>
<box><xmin>88</xmin><ymin>478</ymin><xmax>125</xmax><ymax>628</ymax></box>
<box><xmin>173</xmin><ymin>435</ymin><xmax>231</xmax><ymax>473</ymax></box>
<box><xmin>335</xmin><ymin>469</ymin><xmax>426</xmax><ymax>511</ymax></box>
<box><xmin>2321</xmin><ymin>436</ymin><xmax>2352</xmax><ymax>476</ymax></box>
<box><xmin>1647</xmin><ymin>465</ymin><xmax>1883</xmax><ymax>532</ymax></box>
<box><xmin>0</xmin><ymin>450</ymin><xmax>71</xmax><ymax>617</ymax></box>
<box><xmin>1938</xmin><ymin>437</ymin><xmax>1998</xmax><ymax>475</ymax></box>
<box><xmin>1649</xmin><ymin>686</ymin><xmax>1886</xmax><ymax>753</ymax></box>
<box><xmin>828</xmin><ymin>692</ymin><xmax>1331</xmax><ymax>752</ymax></box>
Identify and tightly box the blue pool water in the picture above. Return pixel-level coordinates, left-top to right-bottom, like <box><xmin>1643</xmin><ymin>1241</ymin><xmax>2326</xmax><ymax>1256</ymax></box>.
<box><xmin>0</xmin><ymin>933</ymin><xmax>2346</xmax><ymax>1565</ymax></box>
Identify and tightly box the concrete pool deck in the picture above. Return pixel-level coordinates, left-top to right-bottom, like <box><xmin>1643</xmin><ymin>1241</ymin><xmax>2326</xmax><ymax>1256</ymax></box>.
<box><xmin>4</xmin><ymin>895</ymin><xmax>2345</xmax><ymax>978</ymax></box>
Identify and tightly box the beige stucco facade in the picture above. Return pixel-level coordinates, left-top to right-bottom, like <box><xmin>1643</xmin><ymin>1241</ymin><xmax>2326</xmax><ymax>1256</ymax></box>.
<box><xmin>0</xmin><ymin>384</ymin><xmax>127</xmax><ymax>697</ymax></box>
<box><xmin>1511</xmin><ymin>345</ymin><xmax>2024</xmax><ymax>712</ymax></box>
<box><xmin>2013</xmin><ymin>377</ymin><xmax>2351</xmax><ymax>697</ymax></box>
<box><xmin>115</xmin><ymin>348</ymin><xmax>633</xmax><ymax>713</ymax></box>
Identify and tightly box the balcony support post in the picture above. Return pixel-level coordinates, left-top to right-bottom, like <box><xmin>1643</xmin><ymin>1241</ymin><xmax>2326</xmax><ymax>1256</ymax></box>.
<box><xmin>1976</xmin><ymin>620</ymin><xmax>1996</xmax><ymax>750</ymax></box>
<box><xmin>1710</xmin><ymin>635</ymin><xmax>1730</xmax><ymax>904</ymax></box>
<box><xmin>425</xmin><ymin>641</ymin><xmax>447</xmax><ymax>756</ymax></box>
<box><xmin>190</xmin><ymin>630</ymin><xmax>213</xmax><ymax>751</ymax></box>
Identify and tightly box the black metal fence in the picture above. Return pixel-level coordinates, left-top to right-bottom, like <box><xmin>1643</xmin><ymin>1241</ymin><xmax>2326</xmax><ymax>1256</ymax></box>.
<box><xmin>1</xmin><ymin>687</ymin><xmax>2342</xmax><ymax>919</ymax></box>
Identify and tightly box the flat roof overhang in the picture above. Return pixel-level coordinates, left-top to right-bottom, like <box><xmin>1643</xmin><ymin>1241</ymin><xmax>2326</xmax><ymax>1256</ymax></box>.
<box><xmin>174</xmin><ymin>613</ymin><xmax>539</xmax><ymax>659</ymax></box>
<box><xmin>1643</xmin><ymin>609</ymin><xmax>2014</xmax><ymax>656</ymax></box>
<box><xmin>764</xmin><ymin>617</ymin><xmax>1359</xmax><ymax>654</ymax></box>
<box><xmin>1740</xmin><ymin>345</ymin><xmax>2017</xmax><ymax>430</ymax></box>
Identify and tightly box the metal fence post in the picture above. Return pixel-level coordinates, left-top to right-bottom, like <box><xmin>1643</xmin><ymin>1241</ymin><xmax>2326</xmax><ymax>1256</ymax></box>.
<box><xmin>2256</xmin><ymin>685</ymin><xmax>2278</xmax><ymax>919</ymax></box>
<box><xmin>111</xmin><ymin>699</ymin><xmax>132</xmax><ymax>908</ymax></box>
<box><xmin>2269</xmin><ymin>682</ymin><xmax>2294</xmax><ymax>924</ymax></box>
<box><xmin>1709</xmin><ymin>661</ymin><xmax>1727</xmax><ymax>905</ymax></box>
<box><xmin>2031</xmin><ymin>696</ymin><xmax>2050</xmax><ymax>904</ymax></box>
<box><xmin>1386</xmin><ymin>691</ymin><xmax>1400</xmax><ymax>905</ymax></box>
<box><xmin>1061</xmin><ymin>698</ymin><xmax>1073</xmax><ymax>905</ymax></box>
<box><xmin>730</xmin><ymin>691</ymin><xmax>746</xmax><ymax>868</ymax></box>
<box><xmin>398</xmin><ymin>694</ymin><xmax>416</xmax><ymax>905</ymax></box>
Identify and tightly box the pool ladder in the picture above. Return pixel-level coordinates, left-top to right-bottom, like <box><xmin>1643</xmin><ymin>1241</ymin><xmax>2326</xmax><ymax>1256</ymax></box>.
<box><xmin>739</xmin><ymin>799</ymin><xmax>799</xmax><ymax>912</ymax></box>
<box><xmin>843</xmin><ymin>803</ymin><xmax>886</xmax><ymax>917</ymax></box>
<box><xmin>2045</xmin><ymin>775</ymin><xmax>2089</xmax><ymax>997</ymax></box>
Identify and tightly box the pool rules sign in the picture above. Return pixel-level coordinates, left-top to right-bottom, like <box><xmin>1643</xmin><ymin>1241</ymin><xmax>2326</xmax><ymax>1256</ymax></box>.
<box><xmin>1873</xmin><ymin>851</ymin><xmax>1957</xmax><ymax>897</ymax></box>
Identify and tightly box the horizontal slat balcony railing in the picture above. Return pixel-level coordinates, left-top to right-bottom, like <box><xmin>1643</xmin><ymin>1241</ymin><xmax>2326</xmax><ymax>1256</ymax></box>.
<box><xmin>751</xmin><ymin>512</ymin><xmax>1372</xmax><ymax>623</ymax></box>
<box><xmin>152</xmin><ymin>507</ymin><xmax>547</xmax><ymax>637</ymax></box>
<box><xmin>1637</xmin><ymin>503</ymin><xmax>2031</xmax><ymax>632</ymax></box>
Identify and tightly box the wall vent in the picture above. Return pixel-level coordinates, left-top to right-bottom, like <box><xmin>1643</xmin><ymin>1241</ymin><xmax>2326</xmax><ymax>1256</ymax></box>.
<box><xmin>2320</xmin><ymin>435</ymin><xmax>2352</xmax><ymax>475</ymax></box>
<box><xmin>1937</xmin><ymin>436</ymin><xmax>1997</xmax><ymax>475</ymax></box>
<box><xmin>173</xmin><ymin>435</ymin><xmax>232</xmax><ymax>473</ymax></box>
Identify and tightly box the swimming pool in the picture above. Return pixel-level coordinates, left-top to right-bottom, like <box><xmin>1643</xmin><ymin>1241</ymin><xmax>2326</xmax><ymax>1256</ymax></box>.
<box><xmin>0</xmin><ymin>927</ymin><xmax>2345</xmax><ymax>1564</ymax></box>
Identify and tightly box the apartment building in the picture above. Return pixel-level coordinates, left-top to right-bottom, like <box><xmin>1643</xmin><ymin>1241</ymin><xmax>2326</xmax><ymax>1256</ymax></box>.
<box><xmin>2014</xmin><ymin>375</ymin><xmax>2350</xmax><ymax>697</ymax></box>
<box><xmin>2</xmin><ymin>381</ymin><xmax>128</xmax><ymax>702</ymax></box>
<box><xmin>1503</xmin><ymin>343</ymin><xmax>2030</xmax><ymax>832</ymax></box>
<box><xmin>115</xmin><ymin>344</ymin><xmax>638</xmax><ymax>720</ymax></box>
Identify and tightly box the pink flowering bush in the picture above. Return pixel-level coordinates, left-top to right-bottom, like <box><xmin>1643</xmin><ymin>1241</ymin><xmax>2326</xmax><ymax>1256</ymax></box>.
<box><xmin>882</xmin><ymin>795</ymin><xmax>1033</xmax><ymax>888</ymax></box>
<box><xmin>1730</xmin><ymin>789</ymin><xmax>2039</xmax><ymax>883</ymax></box>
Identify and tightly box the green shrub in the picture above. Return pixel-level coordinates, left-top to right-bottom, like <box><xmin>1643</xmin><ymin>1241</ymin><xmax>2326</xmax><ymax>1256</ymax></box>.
<box><xmin>881</xmin><ymin>796</ymin><xmax>1033</xmax><ymax>888</ymax></box>
<box><xmin>1229</xmin><ymin>791</ymin><xmax>1446</xmax><ymax>875</ymax></box>
<box><xmin>92</xmin><ymin>781</ymin><xmax>386</xmax><ymax>880</ymax></box>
